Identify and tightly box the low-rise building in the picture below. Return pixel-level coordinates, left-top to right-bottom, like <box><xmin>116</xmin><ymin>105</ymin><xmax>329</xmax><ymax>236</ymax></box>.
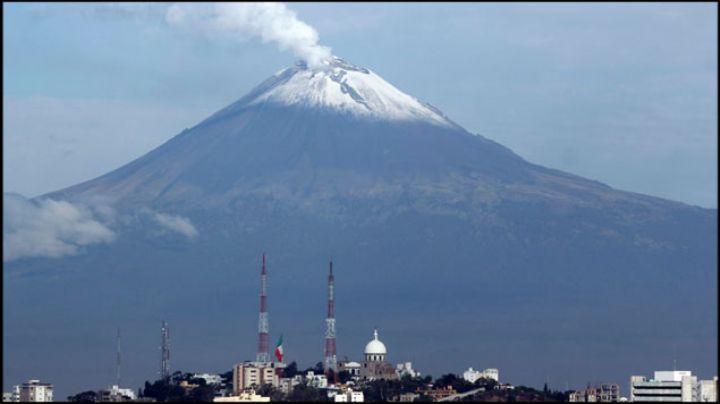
<box><xmin>305</xmin><ymin>371</ymin><xmax>329</xmax><ymax>388</ymax></box>
<box><xmin>333</xmin><ymin>388</ymin><xmax>364</xmax><ymax>402</ymax></box>
<box><xmin>569</xmin><ymin>384</ymin><xmax>619</xmax><ymax>402</ymax></box>
<box><xmin>396</xmin><ymin>362</ymin><xmax>420</xmax><ymax>379</ymax></box>
<box><xmin>699</xmin><ymin>377</ymin><xmax>718</xmax><ymax>402</ymax></box>
<box><xmin>425</xmin><ymin>386</ymin><xmax>456</xmax><ymax>401</ymax></box>
<box><xmin>192</xmin><ymin>373</ymin><xmax>223</xmax><ymax>386</ymax></box>
<box><xmin>398</xmin><ymin>392</ymin><xmax>420</xmax><ymax>402</ymax></box>
<box><xmin>339</xmin><ymin>362</ymin><xmax>362</xmax><ymax>378</ymax></box>
<box><xmin>232</xmin><ymin>362</ymin><xmax>283</xmax><ymax>394</ymax></box>
<box><xmin>462</xmin><ymin>367</ymin><xmax>499</xmax><ymax>383</ymax></box>
<box><xmin>97</xmin><ymin>385</ymin><xmax>137</xmax><ymax>402</ymax></box>
<box><xmin>213</xmin><ymin>390</ymin><xmax>270</xmax><ymax>402</ymax></box>
<box><xmin>18</xmin><ymin>380</ymin><xmax>53</xmax><ymax>402</ymax></box>
<box><xmin>2</xmin><ymin>386</ymin><xmax>20</xmax><ymax>403</ymax></box>
<box><xmin>630</xmin><ymin>370</ymin><xmax>717</xmax><ymax>402</ymax></box>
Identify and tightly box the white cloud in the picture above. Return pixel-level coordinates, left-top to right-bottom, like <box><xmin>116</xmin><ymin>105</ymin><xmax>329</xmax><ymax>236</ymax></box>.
<box><xmin>3</xmin><ymin>194</ymin><xmax>115</xmax><ymax>262</ymax></box>
<box><xmin>151</xmin><ymin>212</ymin><xmax>198</xmax><ymax>239</ymax></box>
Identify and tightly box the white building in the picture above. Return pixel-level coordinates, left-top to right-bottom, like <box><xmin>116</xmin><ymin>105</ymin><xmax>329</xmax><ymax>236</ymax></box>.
<box><xmin>339</xmin><ymin>361</ymin><xmax>362</xmax><ymax>378</ymax></box>
<box><xmin>699</xmin><ymin>377</ymin><xmax>718</xmax><ymax>402</ymax></box>
<box><xmin>631</xmin><ymin>371</ymin><xmax>717</xmax><ymax>402</ymax></box>
<box><xmin>334</xmin><ymin>388</ymin><xmax>364</xmax><ymax>402</ymax></box>
<box><xmin>193</xmin><ymin>373</ymin><xmax>223</xmax><ymax>385</ymax></box>
<box><xmin>463</xmin><ymin>367</ymin><xmax>499</xmax><ymax>383</ymax></box>
<box><xmin>396</xmin><ymin>362</ymin><xmax>420</xmax><ymax>378</ymax></box>
<box><xmin>17</xmin><ymin>380</ymin><xmax>53</xmax><ymax>402</ymax></box>
<box><xmin>213</xmin><ymin>390</ymin><xmax>270</xmax><ymax>402</ymax></box>
<box><xmin>305</xmin><ymin>371</ymin><xmax>329</xmax><ymax>388</ymax></box>
<box><xmin>2</xmin><ymin>386</ymin><xmax>20</xmax><ymax>403</ymax></box>
<box><xmin>97</xmin><ymin>385</ymin><xmax>136</xmax><ymax>402</ymax></box>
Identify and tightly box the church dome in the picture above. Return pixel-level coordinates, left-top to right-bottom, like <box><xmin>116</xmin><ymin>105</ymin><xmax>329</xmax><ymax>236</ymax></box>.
<box><xmin>364</xmin><ymin>329</ymin><xmax>387</xmax><ymax>355</ymax></box>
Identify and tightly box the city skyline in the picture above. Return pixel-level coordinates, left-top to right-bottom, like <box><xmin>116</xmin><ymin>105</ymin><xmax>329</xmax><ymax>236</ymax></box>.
<box><xmin>3</xmin><ymin>3</ymin><xmax>716</xmax><ymax>401</ymax></box>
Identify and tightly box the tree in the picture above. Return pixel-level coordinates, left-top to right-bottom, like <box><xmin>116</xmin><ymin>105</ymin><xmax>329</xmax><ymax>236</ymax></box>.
<box><xmin>338</xmin><ymin>370</ymin><xmax>352</xmax><ymax>384</ymax></box>
<box><xmin>257</xmin><ymin>384</ymin><xmax>285</xmax><ymax>402</ymax></box>
<box><xmin>434</xmin><ymin>373</ymin><xmax>474</xmax><ymax>393</ymax></box>
<box><xmin>287</xmin><ymin>382</ymin><xmax>325</xmax><ymax>402</ymax></box>
<box><xmin>284</xmin><ymin>361</ymin><xmax>299</xmax><ymax>378</ymax></box>
<box><xmin>142</xmin><ymin>377</ymin><xmax>187</xmax><ymax>401</ymax></box>
<box><xmin>185</xmin><ymin>385</ymin><xmax>216</xmax><ymax>402</ymax></box>
<box><xmin>67</xmin><ymin>390</ymin><xmax>97</xmax><ymax>402</ymax></box>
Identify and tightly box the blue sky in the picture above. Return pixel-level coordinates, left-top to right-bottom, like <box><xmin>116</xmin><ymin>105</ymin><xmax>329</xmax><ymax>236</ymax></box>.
<box><xmin>3</xmin><ymin>2</ymin><xmax>717</xmax><ymax>208</ymax></box>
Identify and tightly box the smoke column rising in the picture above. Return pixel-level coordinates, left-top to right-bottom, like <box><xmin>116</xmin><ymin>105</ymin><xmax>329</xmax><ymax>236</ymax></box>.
<box><xmin>166</xmin><ymin>2</ymin><xmax>333</xmax><ymax>68</ymax></box>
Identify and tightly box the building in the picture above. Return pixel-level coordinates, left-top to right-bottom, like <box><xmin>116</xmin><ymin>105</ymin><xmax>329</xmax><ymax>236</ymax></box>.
<box><xmin>2</xmin><ymin>386</ymin><xmax>20</xmax><ymax>403</ymax></box>
<box><xmin>333</xmin><ymin>388</ymin><xmax>364</xmax><ymax>402</ymax></box>
<box><xmin>192</xmin><ymin>373</ymin><xmax>223</xmax><ymax>385</ymax></box>
<box><xmin>569</xmin><ymin>384</ymin><xmax>619</xmax><ymax>402</ymax></box>
<box><xmin>305</xmin><ymin>371</ymin><xmax>329</xmax><ymax>388</ymax></box>
<box><xmin>425</xmin><ymin>386</ymin><xmax>457</xmax><ymax>401</ymax></box>
<box><xmin>398</xmin><ymin>393</ymin><xmax>420</xmax><ymax>402</ymax></box>
<box><xmin>17</xmin><ymin>380</ymin><xmax>53</xmax><ymax>402</ymax></box>
<box><xmin>699</xmin><ymin>377</ymin><xmax>718</xmax><ymax>402</ymax></box>
<box><xmin>359</xmin><ymin>329</ymin><xmax>397</xmax><ymax>380</ymax></box>
<box><xmin>97</xmin><ymin>385</ymin><xmax>136</xmax><ymax>402</ymax></box>
<box><xmin>232</xmin><ymin>362</ymin><xmax>283</xmax><ymax>394</ymax></box>
<box><xmin>462</xmin><ymin>367</ymin><xmax>499</xmax><ymax>383</ymax></box>
<box><xmin>339</xmin><ymin>361</ymin><xmax>362</xmax><ymax>378</ymax></box>
<box><xmin>213</xmin><ymin>390</ymin><xmax>270</xmax><ymax>402</ymax></box>
<box><xmin>396</xmin><ymin>362</ymin><xmax>420</xmax><ymax>379</ymax></box>
<box><xmin>630</xmin><ymin>371</ymin><xmax>715</xmax><ymax>402</ymax></box>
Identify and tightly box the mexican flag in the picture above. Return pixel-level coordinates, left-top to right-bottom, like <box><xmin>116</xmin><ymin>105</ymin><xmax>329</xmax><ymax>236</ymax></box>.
<box><xmin>274</xmin><ymin>334</ymin><xmax>284</xmax><ymax>362</ymax></box>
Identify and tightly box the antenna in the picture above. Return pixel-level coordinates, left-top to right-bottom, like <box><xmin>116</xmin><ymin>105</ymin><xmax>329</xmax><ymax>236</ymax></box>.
<box><xmin>256</xmin><ymin>253</ymin><xmax>270</xmax><ymax>363</ymax></box>
<box><xmin>160</xmin><ymin>321</ymin><xmax>170</xmax><ymax>380</ymax></box>
<box><xmin>116</xmin><ymin>328</ymin><xmax>121</xmax><ymax>387</ymax></box>
<box><xmin>324</xmin><ymin>258</ymin><xmax>337</xmax><ymax>381</ymax></box>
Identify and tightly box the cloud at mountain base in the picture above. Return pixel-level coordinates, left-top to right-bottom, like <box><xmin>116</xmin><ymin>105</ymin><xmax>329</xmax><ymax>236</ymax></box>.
<box><xmin>3</xmin><ymin>193</ymin><xmax>115</xmax><ymax>262</ymax></box>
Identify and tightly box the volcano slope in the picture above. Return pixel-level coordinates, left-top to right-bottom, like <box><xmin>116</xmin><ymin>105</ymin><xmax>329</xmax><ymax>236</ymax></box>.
<box><xmin>4</xmin><ymin>59</ymin><xmax>716</xmax><ymax>396</ymax></box>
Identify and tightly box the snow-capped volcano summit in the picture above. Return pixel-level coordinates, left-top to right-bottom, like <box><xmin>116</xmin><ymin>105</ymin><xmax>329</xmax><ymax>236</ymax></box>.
<box><xmin>213</xmin><ymin>56</ymin><xmax>455</xmax><ymax>127</ymax></box>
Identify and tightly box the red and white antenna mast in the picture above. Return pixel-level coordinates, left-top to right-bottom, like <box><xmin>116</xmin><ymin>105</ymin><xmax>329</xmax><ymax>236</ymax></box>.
<box><xmin>256</xmin><ymin>253</ymin><xmax>270</xmax><ymax>363</ymax></box>
<box><xmin>324</xmin><ymin>259</ymin><xmax>338</xmax><ymax>378</ymax></box>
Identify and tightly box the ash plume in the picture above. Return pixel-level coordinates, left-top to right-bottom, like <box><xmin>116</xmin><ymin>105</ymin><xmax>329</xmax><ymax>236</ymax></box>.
<box><xmin>166</xmin><ymin>2</ymin><xmax>333</xmax><ymax>68</ymax></box>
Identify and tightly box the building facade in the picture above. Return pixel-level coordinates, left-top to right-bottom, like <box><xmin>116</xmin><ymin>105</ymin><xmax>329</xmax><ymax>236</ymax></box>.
<box><xmin>462</xmin><ymin>367</ymin><xmax>499</xmax><ymax>383</ymax></box>
<box><xmin>213</xmin><ymin>390</ymin><xmax>270</xmax><ymax>402</ymax></box>
<box><xmin>333</xmin><ymin>388</ymin><xmax>364</xmax><ymax>402</ymax></box>
<box><xmin>359</xmin><ymin>329</ymin><xmax>397</xmax><ymax>380</ymax></box>
<box><xmin>232</xmin><ymin>362</ymin><xmax>282</xmax><ymax>394</ymax></box>
<box><xmin>96</xmin><ymin>385</ymin><xmax>136</xmax><ymax>402</ymax></box>
<box><xmin>192</xmin><ymin>373</ymin><xmax>223</xmax><ymax>385</ymax></box>
<box><xmin>17</xmin><ymin>380</ymin><xmax>53</xmax><ymax>402</ymax></box>
<box><xmin>339</xmin><ymin>361</ymin><xmax>361</xmax><ymax>378</ymax></box>
<box><xmin>396</xmin><ymin>362</ymin><xmax>420</xmax><ymax>379</ymax></box>
<box><xmin>698</xmin><ymin>377</ymin><xmax>718</xmax><ymax>402</ymax></box>
<box><xmin>569</xmin><ymin>384</ymin><xmax>620</xmax><ymax>402</ymax></box>
<box><xmin>630</xmin><ymin>371</ymin><xmax>718</xmax><ymax>402</ymax></box>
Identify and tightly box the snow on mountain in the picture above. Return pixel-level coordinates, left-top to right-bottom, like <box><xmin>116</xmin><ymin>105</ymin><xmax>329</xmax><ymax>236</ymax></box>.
<box><xmin>215</xmin><ymin>56</ymin><xmax>455</xmax><ymax>128</ymax></box>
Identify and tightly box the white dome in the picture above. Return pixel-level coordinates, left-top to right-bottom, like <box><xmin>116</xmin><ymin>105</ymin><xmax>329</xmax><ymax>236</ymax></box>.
<box><xmin>364</xmin><ymin>329</ymin><xmax>387</xmax><ymax>355</ymax></box>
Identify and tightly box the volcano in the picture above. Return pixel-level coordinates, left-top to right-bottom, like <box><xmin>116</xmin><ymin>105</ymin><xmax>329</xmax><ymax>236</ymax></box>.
<box><xmin>4</xmin><ymin>57</ymin><xmax>716</xmax><ymax>397</ymax></box>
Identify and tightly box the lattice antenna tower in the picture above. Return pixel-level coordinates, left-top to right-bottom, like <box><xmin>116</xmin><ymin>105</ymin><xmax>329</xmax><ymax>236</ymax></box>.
<box><xmin>116</xmin><ymin>328</ymin><xmax>121</xmax><ymax>387</ymax></box>
<box><xmin>256</xmin><ymin>253</ymin><xmax>270</xmax><ymax>363</ymax></box>
<box><xmin>324</xmin><ymin>259</ymin><xmax>338</xmax><ymax>379</ymax></box>
<box><xmin>160</xmin><ymin>321</ymin><xmax>170</xmax><ymax>380</ymax></box>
